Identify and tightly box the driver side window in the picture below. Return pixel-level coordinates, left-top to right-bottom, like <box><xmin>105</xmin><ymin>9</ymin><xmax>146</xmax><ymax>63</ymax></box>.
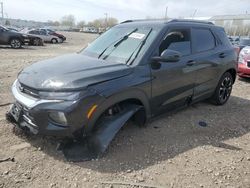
<box><xmin>159</xmin><ymin>29</ymin><xmax>191</xmax><ymax>56</ymax></box>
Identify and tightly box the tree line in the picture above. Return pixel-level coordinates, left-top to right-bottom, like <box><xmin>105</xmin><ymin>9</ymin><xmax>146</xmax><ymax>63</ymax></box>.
<box><xmin>47</xmin><ymin>14</ymin><xmax>118</xmax><ymax>29</ymax></box>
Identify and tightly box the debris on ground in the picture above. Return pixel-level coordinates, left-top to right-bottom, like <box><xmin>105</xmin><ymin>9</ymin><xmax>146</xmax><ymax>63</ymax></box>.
<box><xmin>0</xmin><ymin>157</ymin><xmax>15</xmax><ymax>163</ymax></box>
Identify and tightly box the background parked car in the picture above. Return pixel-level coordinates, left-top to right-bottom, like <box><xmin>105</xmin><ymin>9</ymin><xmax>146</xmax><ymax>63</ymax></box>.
<box><xmin>228</xmin><ymin>36</ymin><xmax>240</xmax><ymax>45</ymax></box>
<box><xmin>238</xmin><ymin>46</ymin><xmax>250</xmax><ymax>78</ymax></box>
<box><xmin>40</xmin><ymin>28</ymin><xmax>66</xmax><ymax>42</ymax></box>
<box><xmin>80</xmin><ymin>26</ymin><xmax>98</xmax><ymax>33</ymax></box>
<box><xmin>238</xmin><ymin>38</ymin><xmax>250</xmax><ymax>51</ymax></box>
<box><xmin>0</xmin><ymin>25</ymin><xmax>28</xmax><ymax>48</ymax></box>
<box><xmin>26</xmin><ymin>34</ymin><xmax>44</xmax><ymax>46</ymax></box>
<box><xmin>24</xmin><ymin>29</ymin><xmax>62</xmax><ymax>43</ymax></box>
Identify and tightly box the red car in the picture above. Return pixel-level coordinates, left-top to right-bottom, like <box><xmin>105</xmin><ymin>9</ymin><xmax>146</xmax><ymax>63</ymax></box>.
<box><xmin>238</xmin><ymin>46</ymin><xmax>250</xmax><ymax>78</ymax></box>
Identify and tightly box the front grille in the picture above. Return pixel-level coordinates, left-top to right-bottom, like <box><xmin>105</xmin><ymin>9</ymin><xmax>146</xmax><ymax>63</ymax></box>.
<box><xmin>18</xmin><ymin>82</ymin><xmax>40</xmax><ymax>98</ymax></box>
<box><xmin>247</xmin><ymin>61</ymin><xmax>250</xmax><ymax>68</ymax></box>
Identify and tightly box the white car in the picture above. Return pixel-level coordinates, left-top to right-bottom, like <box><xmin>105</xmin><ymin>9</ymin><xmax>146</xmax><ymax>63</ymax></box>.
<box><xmin>26</xmin><ymin>29</ymin><xmax>62</xmax><ymax>43</ymax></box>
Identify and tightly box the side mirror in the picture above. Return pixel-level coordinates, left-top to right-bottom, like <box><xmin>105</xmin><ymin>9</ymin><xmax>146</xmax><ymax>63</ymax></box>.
<box><xmin>151</xmin><ymin>49</ymin><xmax>182</xmax><ymax>63</ymax></box>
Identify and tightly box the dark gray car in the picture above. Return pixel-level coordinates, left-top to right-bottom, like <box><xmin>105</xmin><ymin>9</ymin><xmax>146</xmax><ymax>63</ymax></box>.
<box><xmin>7</xmin><ymin>19</ymin><xmax>237</xmax><ymax>159</ymax></box>
<box><xmin>0</xmin><ymin>25</ymin><xmax>28</xmax><ymax>48</ymax></box>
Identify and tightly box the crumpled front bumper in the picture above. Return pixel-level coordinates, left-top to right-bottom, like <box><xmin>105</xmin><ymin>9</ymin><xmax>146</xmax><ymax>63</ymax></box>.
<box><xmin>6</xmin><ymin>80</ymin><xmax>83</xmax><ymax>137</ymax></box>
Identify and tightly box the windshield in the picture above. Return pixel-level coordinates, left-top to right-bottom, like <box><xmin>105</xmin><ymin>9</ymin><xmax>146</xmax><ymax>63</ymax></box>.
<box><xmin>81</xmin><ymin>26</ymin><xmax>160</xmax><ymax>64</ymax></box>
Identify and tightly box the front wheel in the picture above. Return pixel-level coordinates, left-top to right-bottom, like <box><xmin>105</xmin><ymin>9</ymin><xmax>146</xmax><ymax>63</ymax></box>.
<box><xmin>10</xmin><ymin>38</ymin><xmax>22</xmax><ymax>49</ymax></box>
<box><xmin>51</xmin><ymin>38</ymin><xmax>58</xmax><ymax>44</ymax></box>
<box><xmin>211</xmin><ymin>72</ymin><xmax>233</xmax><ymax>105</ymax></box>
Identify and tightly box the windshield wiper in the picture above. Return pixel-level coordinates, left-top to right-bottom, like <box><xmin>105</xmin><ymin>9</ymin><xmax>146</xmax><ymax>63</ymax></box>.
<box><xmin>98</xmin><ymin>28</ymin><xmax>138</xmax><ymax>59</ymax></box>
<box><xmin>126</xmin><ymin>28</ymin><xmax>153</xmax><ymax>65</ymax></box>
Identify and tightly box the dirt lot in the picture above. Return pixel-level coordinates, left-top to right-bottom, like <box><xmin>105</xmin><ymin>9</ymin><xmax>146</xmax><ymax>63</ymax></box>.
<box><xmin>0</xmin><ymin>32</ymin><xmax>250</xmax><ymax>188</ymax></box>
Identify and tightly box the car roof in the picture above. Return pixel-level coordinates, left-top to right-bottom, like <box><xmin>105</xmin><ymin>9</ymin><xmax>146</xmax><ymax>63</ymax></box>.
<box><xmin>119</xmin><ymin>19</ymin><xmax>216</xmax><ymax>28</ymax></box>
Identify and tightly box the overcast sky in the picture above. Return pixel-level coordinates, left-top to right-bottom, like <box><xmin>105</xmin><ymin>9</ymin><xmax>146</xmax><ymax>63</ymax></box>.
<box><xmin>1</xmin><ymin>0</ymin><xmax>250</xmax><ymax>23</ymax></box>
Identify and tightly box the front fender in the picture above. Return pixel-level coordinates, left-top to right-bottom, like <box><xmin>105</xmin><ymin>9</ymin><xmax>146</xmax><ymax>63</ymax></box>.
<box><xmin>85</xmin><ymin>88</ymin><xmax>151</xmax><ymax>133</ymax></box>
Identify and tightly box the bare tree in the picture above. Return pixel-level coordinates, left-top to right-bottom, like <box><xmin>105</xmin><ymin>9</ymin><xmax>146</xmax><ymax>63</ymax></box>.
<box><xmin>77</xmin><ymin>20</ymin><xmax>86</xmax><ymax>28</ymax></box>
<box><xmin>61</xmin><ymin>15</ymin><xmax>76</xmax><ymax>28</ymax></box>
<box><xmin>48</xmin><ymin>20</ymin><xmax>60</xmax><ymax>26</ymax></box>
<box><xmin>88</xmin><ymin>17</ymin><xmax>118</xmax><ymax>28</ymax></box>
<box><xmin>5</xmin><ymin>20</ymin><xmax>10</xmax><ymax>26</ymax></box>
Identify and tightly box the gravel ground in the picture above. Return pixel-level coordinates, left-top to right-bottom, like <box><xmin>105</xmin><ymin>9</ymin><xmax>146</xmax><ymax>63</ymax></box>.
<box><xmin>0</xmin><ymin>32</ymin><xmax>250</xmax><ymax>188</ymax></box>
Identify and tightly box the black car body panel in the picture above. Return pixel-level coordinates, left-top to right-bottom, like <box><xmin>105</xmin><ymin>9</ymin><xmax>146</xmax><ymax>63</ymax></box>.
<box><xmin>7</xmin><ymin>19</ymin><xmax>237</xmax><ymax>139</ymax></box>
<box><xmin>18</xmin><ymin>53</ymin><xmax>133</xmax><ymax>91</ymax></box>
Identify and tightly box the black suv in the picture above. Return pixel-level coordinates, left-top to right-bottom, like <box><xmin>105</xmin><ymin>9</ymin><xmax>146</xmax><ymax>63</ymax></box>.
<box><xmin>7</xmin><ymin>19</ymin><xmax>237</xmax><ymax>142</ymax></box>
<box><xmin>0</xmin><ymin>25</ymin><xmax>28</xmax><ymax>48</ymax></box>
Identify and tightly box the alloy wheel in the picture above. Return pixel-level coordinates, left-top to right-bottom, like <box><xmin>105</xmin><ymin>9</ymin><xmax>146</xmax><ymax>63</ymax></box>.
<box><xmin>219</xmin><ymin>76</ymin><xmax>232</xmax><ymax>103</ymax></box>
<box><xmin>10</xmin><ymin>39</ymin><xmax>21</xmax><ymax>49</ymax></box>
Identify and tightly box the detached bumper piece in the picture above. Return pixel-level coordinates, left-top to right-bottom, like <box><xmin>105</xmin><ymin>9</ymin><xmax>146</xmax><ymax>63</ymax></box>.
<box><xmin>61</xmin><ymin>104</ymin><xmax>142</xmax><ymax>162</ymax></box>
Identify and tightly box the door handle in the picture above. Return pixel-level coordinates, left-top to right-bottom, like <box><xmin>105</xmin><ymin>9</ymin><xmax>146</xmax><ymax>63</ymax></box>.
<box><xmin>219</xmin><ymin>53</ymin><xmax>226</xmax><ymax>58</ymax></box>
<box><xmin>186</xmin><ymin>60</ymin><xmax>196</xmax><ymax>66</ymax></box>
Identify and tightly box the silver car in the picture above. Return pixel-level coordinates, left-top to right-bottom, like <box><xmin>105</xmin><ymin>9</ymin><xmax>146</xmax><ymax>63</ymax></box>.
<box><xmin>26</xmin><ymin>29</ymin><xmax>62</xmax><ymax>43</ymax></box>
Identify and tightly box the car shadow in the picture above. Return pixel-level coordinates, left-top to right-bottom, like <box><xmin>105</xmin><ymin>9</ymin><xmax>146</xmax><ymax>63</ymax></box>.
<box><xmin>238</xmin><ymin>77</ymin><xmax>250</xmax><ymax>83</ymax></box>
<box><xmin>11</xmin><ymin>95</ymin><xmax>250</xmax><ymax>173</ymax></box>
<box><xmin>0</xmin><ymin>45</ymin><xmax>37</xmax><ymax>50</ymax></box>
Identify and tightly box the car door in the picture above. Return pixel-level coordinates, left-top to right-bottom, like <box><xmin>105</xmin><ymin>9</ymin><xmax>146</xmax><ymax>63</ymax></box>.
<box><xmin>37</xmin><ymin>30</ymin><xmax>48</xmax><ymax>42</ymax></box>
<box><xmin>190</xmin><ymin>27</ymin><xmax>220</xmax><ymax>101</ymax></box>
<box><xmin>0</xmin><ymin>27</ymin><xmax>8</xmax><ymax>44</ymax></box>
<box><xmin>150</xmin><ymin>27</ymin><xmax>197</xmax><ymax>116</ymax></box>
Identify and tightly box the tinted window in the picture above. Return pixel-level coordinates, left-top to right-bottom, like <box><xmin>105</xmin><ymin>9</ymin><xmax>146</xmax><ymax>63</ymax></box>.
<box><xmin>192</xmin><ymin>28</ymin><xmax>215</xmax><ymax>53</ymax></box>
<box><xmin>159</xmin><ymin>29</ymin><xmax>191</xmax><ymax>56</ymax></box>
<box><xmin>216</xmin><ymin>28</ymin><xmax>232</xmax><ymax>47</ymax></box>
<box><xmin>39</xmin><ymin>30</ymin><xmax>47</xmax><ymax>35</ymax></box>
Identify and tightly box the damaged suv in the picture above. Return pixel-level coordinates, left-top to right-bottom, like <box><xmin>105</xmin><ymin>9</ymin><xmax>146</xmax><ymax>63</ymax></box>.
<box><xmin>7</xmin><ymin>19</ymin><xmax>237</xmax><ymax>159</ymax></box>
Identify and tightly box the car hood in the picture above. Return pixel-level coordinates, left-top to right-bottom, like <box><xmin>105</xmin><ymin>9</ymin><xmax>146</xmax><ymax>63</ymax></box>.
<box><xmin>18</xmin><ymin>53</ymin><xmax>133</xmax><ymax>91</ymax></box>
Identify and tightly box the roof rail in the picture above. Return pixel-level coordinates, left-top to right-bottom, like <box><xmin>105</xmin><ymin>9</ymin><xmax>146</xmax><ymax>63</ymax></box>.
<box><xmin>169</xmin><ymin>19</ymin><xmax>214</xmax><ymax>25</ymax></box>
<box><xmin>120</xmin><ymin>18</ymin><xmax>171</xmax><ymax>24</ymax></box>
<box><xmin>120</xmin><ymin>20</ymin><xmax>134</xmax><ymax>24</ymax></box>
<box><xmin>120</xmin><ymin>18</ymin><xmax>214</xmax><ymax>25</ymax></box>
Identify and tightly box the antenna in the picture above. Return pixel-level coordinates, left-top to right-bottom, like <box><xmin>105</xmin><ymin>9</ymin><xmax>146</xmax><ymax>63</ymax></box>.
<box><xmin>192</xmin><ymin>9</ymin><xmax>197</xmax><ymax>19</ymax></box>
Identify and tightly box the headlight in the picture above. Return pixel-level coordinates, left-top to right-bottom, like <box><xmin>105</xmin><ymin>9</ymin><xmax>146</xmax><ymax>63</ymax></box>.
<box><xmin>49</xmin><ymin>111</ymin><xmax>67</xmax><ymax>126</ymax></box>
<box><xmin>22</xmin><ymin>34</ymin><xmax>28</xmax><ymax>38</ymax></box>
<box><xmin>238</xmin><ymin>54</ymin><xmax>244</xmax><ymax>64</ymax></box>
<box><xmin>39</xmin><ymin>91</ymin><xmax>80</xmax><ymax>100</ymax></box>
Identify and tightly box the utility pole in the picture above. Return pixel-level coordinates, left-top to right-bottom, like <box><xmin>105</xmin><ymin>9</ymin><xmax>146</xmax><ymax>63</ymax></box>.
<box><xmin>0</xmin><ymin>2</ymin><xmax>3</xmax><ymax>19</ymax></box>
<box><xmin>165</xmin><ymin>6</ymin><xmax>168</xmax><ymax>20</ymax></box>
<box><xmin>104</xmin><ymin>13</ymin><xmax>108</xmax><ymax>29</ymax></box>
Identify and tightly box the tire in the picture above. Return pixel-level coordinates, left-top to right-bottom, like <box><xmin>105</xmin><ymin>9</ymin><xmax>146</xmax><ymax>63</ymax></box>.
<box><xmin>211</xmin><ymin>72</ymin><xmax>233</xmax><ymax>105</ymax></box>
<box><xmin>33</xmin><ymin>38</ymin><xmax>40</xmax><ymax>46</ymax></box>
<box><xmin>51</xmin><ymin>38</ymin><xmax>58</xmax><ymax>44</ymax></box>
<box><xmin>10</xmin><ymin>38</ymin><xmax>22</xmax><ymax>49</ymax></box>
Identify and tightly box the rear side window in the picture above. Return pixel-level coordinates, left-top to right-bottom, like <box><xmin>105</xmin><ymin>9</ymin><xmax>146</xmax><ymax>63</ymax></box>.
<box><xmin>192</xmin><ymin>28</ymin><xmax>215</xmax><ymax>53</ymax></box>
<box><xmin>215</xmin><ymin>28</ymin><xmax>232</xmax><ymax>48</ymax></box>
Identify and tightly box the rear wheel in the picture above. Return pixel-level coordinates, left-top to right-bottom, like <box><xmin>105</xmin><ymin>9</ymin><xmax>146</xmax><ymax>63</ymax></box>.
<box><xmin>33</xmin><ymin>38</ymin><xmax>40</xmax><ymax>46</ymax></box>
<box><xmin>211</xmin><ymin>72</ymin><xmax>233</xmax><ymax>105</ymax></box>
<box><xmin>10</xmin><ymin>38</ymin><xmax>22</xmax><ymax>49</ymax></box>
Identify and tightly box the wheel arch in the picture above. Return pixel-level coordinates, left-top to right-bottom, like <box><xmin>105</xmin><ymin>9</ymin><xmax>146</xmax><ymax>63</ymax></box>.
<box><xmin>225</xmin><ymin>68</ymin><xmax>237</xmax><ymax>83</ymax></box>
<box><xmin>85</xmin><ymin>89</ymin><xmax>151</xmax><ymax>133</ymax></box>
